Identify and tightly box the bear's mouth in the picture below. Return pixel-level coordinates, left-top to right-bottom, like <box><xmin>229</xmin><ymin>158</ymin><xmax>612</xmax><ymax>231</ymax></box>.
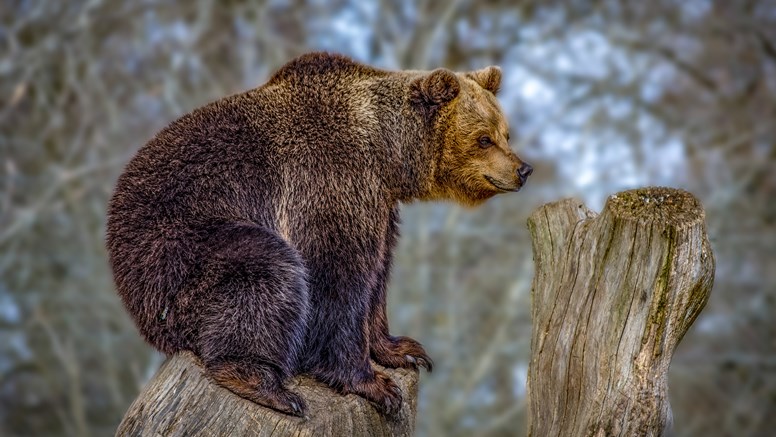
<box><xmin>484</xmin><ymin>175</ymin><xmax>521</xmax><ymax>192</ymax></box>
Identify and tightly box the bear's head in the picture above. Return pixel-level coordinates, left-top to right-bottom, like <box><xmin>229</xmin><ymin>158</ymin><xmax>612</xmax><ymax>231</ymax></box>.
<box><xmin>411</xmin><ymin>66</ymin><xmax>533</xmax><ymax>207</ymax></box>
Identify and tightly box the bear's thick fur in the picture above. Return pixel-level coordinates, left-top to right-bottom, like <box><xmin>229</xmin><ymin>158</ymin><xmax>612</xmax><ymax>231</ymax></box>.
<box><xmin>106</xmin><ymin>52</ymin><xmax>532</xmax><ymax>416</ymax></box>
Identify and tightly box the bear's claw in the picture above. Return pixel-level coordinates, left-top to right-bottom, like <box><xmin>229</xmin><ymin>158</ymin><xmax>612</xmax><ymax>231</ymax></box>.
<box><xmin>409</xmin><ymin>354</ymin><xmax>433</xmax><ymax>372</ymax></box>
<box><xmin>275</xmin><ymin>390</ymin><xmax>307</xmax><ymax>417</ymax></box>
<box><xmin>347</xmin><ymin>370</ymin><xmax>403</xmax><ymax>416</ymax></box>
<box><xmin>372</xmin><ymin>335</ymin><xmax>433</xmax><ymax>372</ymax></box>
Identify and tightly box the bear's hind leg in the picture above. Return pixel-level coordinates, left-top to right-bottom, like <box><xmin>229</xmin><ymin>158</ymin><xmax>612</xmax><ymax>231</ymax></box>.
<box><xmin>196</xmin><ymin>223</ymin><xmax>309</xmax><ymax>416</ymax></box>
<box><xmin>206</xmin><ymin>357</ymin><xmax>306</xmax><ymax>416</ymax></box>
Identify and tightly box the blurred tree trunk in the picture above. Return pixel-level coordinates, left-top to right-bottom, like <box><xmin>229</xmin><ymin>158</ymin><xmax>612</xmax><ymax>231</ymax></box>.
<box><xmin>116</xmin><ymin>351</ymin><xmax>418</xmax><ymax>436</ymax></box>
<box><xmin>526</xmin><ymin>187</ymin><xmax>715</xmax><ymax>436</ymax></box>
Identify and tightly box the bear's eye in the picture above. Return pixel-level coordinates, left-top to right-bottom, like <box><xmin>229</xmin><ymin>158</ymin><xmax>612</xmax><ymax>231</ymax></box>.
<box><xmin>478</xmin><ymin>136</ymin><xmax>493</xmax><ymax>148</ymax></box>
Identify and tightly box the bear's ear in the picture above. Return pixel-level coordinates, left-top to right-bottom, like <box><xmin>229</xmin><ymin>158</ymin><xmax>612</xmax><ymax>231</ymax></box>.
<box><xmin>410</xmin><ymin>68</ymin><xmax>461</xmax><ymax>108</ymax></box>
<box><xmin>465</xmin><ymin>66</ymin><xmax>502</xmax><ymax>95</ymax></box>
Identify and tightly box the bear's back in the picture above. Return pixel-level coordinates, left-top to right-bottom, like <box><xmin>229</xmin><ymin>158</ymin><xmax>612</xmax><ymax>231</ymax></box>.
<box><xmin>108</xmin><ymin>53</ymin><xmax>393</xmax><ymax>248</ymax></box>
<box><xmin>109</xmin><ymin>94</ymin><xmax>275</xmax><ymax>230</ymax></box>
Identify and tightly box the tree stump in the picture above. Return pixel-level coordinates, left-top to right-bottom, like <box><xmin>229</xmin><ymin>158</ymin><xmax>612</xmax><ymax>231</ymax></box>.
<box><xmin>116</xmin><ymin>351</ymin><xmax>419</xmax><ymax>436</ymax></box>
<box><xmin>526</xmin><ymin>187</ymin><xmax>715</xmax><ymax>437</ymax></box>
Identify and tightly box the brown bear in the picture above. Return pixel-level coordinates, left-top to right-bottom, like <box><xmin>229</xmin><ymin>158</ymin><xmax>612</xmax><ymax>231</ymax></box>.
<box><xmin>106</xmin><ymin>52</ymin><xmax>532</xmax><ymax>417</ymax></box>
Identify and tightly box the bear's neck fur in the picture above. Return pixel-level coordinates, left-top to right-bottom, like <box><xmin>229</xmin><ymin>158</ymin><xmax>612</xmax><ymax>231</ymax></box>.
<box><xmin>368</xmin><ymin>73</ymin><xmax>456</xmax><ymax>204</ymax></box>
<box><xmin>265</xmin><ymin>52</ymin><xmax>453</xmax><ymax>204</ymax></box>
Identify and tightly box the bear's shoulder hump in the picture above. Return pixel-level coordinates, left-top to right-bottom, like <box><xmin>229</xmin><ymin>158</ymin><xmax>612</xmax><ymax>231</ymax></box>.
<box><xmin>268</xmin><ymin>52</ymin><xmax>384</xmax><ymax>84</ymax></box>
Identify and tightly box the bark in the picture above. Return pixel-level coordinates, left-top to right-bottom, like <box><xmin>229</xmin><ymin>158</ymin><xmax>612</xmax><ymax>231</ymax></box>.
<box><xmin>116</xmin><ymin>351</ymin><xmax>419</xmax><ymax>436</ymax></box>
<box><xmin>526</xmin><ymin>187</ymin><xmax>715</xmax><ymax>437</ymax></box>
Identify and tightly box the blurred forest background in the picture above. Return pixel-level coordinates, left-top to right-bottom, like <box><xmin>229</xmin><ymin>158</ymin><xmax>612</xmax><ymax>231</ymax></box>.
<box><xmin>1</xmin><ymin>0</ymin><xmax>774</xmax><ymax>436</ymax></box>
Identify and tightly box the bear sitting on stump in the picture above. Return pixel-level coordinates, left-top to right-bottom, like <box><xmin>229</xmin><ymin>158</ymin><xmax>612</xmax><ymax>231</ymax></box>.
<box><xmin>106</xmin><ymin>52</ymin><xmax>532</xmax><ymax>417</ymax></box>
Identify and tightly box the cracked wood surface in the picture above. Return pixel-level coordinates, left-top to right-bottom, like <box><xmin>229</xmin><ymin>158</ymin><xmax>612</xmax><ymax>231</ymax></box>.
<box><xmin>116</xmin><ymin>351</ymin><xmax>418</xmax><ymax>436</ymax></box>
<box><xmin>526</xmin><ymin>187</ymin><xmax>715</xmax><ymax>437</ymax></box>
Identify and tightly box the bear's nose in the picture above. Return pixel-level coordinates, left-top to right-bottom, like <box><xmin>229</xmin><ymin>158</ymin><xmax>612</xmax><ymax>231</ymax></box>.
<box><xmin>517</xmin><ymin>162</ymin><xmax>533</xmax><ymax>182</ymax></box>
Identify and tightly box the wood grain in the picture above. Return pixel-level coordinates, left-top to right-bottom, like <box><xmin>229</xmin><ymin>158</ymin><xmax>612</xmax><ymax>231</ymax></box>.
<box><xmin>116</xmin><ymin>351</ymin><xmax>418</xmax><ymax>436</ymax></box>
<box><xmin>526</xmin><ymin>187</ymin><xmax>715</xmax><ymax>437</ymax></box>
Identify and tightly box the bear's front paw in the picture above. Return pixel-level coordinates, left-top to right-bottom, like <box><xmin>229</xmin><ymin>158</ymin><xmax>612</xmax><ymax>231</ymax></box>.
<box><xmin>347</xmin><ymin>370</ymin><xmax>403</xmax><ymax>416</ymax></box>
<box><xmin>371</xmin><ymin>335</ymin><xmax>433</xmax><ymax>372</ymax></box>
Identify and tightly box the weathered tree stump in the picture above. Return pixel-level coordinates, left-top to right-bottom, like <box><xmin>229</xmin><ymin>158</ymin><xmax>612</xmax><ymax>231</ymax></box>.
<box><xmin>526</xmin><ymin>187</ymin><xmax>714</xmax><ymax>436</ymax></box>
<box><xmin>116</xmin><ymin>351</ymin><xmax>418</xmax><ymax>436</ymax></box>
